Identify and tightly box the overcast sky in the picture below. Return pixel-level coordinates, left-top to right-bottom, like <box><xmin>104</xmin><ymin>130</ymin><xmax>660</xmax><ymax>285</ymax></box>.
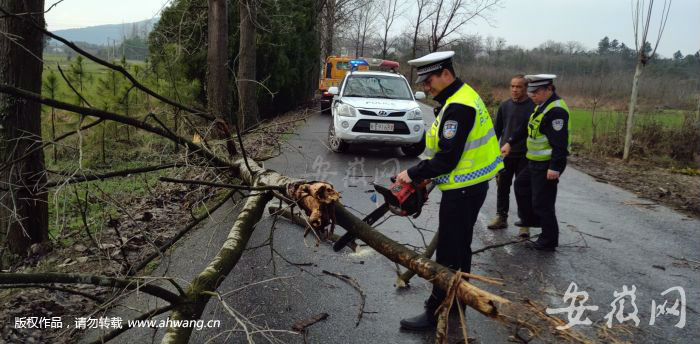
<box><xmin>44</xmin><ymin>0</ymin><xmax>699</xmax><ymax>58</ymax></box>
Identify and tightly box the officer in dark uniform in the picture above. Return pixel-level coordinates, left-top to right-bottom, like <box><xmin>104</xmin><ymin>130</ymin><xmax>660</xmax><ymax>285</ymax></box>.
<box><xmin>501</xmin><ymin>74</ymin><xmax>570</xmax><ymax>251</ymax></box>
<box><xmin>487</xmin><ymin>74</ymin><xmax>536</xmax><ymax>239</ymax></box>
<box><xmin>396</xmin><ymin>51</ymin><xmax>503</xmax><ymax>330</ymax></box>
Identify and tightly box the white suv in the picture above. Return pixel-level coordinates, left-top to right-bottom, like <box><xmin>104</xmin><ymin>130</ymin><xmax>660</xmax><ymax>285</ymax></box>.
<box><xmin>327</xmin><ymin>71</ymin><xmax>426</xmax><ymax>156</ymax></box>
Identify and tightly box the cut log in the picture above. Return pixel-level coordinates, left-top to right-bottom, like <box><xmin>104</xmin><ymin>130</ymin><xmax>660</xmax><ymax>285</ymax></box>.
<box><xmin>396</xmin><ymin>232</ymin><xmax>438</xmax><ymax>288</ymax></box>
<box><xmin>333</xmin><ymin>204</ymin><xmax>509</xmax><ymax>318</ymax></box>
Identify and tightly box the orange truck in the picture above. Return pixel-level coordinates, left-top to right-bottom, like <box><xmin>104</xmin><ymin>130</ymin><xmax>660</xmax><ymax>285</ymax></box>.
<box><xmin>319</xmin><ymin>56</ymin><xmax>400</xmax><ymax>113</ymax></box>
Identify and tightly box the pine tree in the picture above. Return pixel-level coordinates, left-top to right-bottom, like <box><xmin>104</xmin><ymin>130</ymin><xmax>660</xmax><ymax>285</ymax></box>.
<box><xmin>43</xmin><ymin>70</ymin><xmax>61</xmax><ymax>163</ymax></box>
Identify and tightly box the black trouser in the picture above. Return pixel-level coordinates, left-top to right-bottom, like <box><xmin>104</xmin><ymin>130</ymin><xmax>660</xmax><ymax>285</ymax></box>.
<box><xmin>513</xmin><ymin>161</ymin><xmax>560</xmax><ymax>245</ymax></box>
<box><xmin>495</xmin><ymin>155</ymin><xmax>528</xmax><ymax>217</ymax></box>
<box><xmin>426</xmin><ymin>181</ymin><xmax>489</xmax><ymax>310</ymax></box>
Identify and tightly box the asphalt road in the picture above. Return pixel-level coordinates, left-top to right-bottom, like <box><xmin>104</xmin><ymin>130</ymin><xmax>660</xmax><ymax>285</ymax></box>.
<box><xmin>86</xmin><ymin>103</ymin><xmax>699</xmax><ymax>344</ymax></box>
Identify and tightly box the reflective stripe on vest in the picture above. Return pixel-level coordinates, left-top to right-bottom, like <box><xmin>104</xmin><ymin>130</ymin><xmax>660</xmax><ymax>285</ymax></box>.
<box><xmin>424</xmin><ymin>84</ymin><xmax>504</xmax><ymax>190</ymax></box>
<box><xmin>423</xmin><ymin>127</ymin><xmax>496</xmax><ymax>159</ymax></box>
<box><xmin>526</xmin><ymin>99</ymin><xmax>571</xmax><ymax>161</ymax></box>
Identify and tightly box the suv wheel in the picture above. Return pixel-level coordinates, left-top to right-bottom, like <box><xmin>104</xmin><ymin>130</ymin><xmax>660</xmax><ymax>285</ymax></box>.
<box><xmin>328</xmin><ymin>121</ymin><xmax>349</xmax><ymax>153</ymax></box>
<box><xmin>401</xmin><ymin>137</ymin><xmax>425</xmax><ymax>157</ymax></box>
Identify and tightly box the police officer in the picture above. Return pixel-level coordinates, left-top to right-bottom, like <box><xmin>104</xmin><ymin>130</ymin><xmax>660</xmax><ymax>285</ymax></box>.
<box><xmin>501</xmin><ymin>74</ymin><xmax>570</xmax><ymax>251</ymax></box>
<box><xmin>396</xmin><ymin>51</ymin><xmax>503</xmax><ymax>330</ymax></box>
<box><xmin>487</xmin><ymin>74</ymin><xmax>535</xmax><ymax>239</ymax></box>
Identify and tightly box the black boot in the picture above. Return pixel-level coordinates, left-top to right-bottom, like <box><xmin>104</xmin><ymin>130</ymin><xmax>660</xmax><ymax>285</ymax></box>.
<box><xmin>400</xmin><ymin>309</ymin><xmax>437</xmax><ymax>331</ymax></box>
<box><xmin>528</xmin><ymin>239</ymin><xmax>557</xmax><ymax>251</ymax></box>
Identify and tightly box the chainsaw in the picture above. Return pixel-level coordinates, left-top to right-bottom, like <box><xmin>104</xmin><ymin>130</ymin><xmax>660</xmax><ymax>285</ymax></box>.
<box><xmin>332</xmin><ymin>177</ymin><xmax>434</xmax><ymax>252</ymax></box>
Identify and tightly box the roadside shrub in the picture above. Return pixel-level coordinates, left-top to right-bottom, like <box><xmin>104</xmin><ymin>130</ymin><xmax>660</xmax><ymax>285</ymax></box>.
<box><xmin>668</xmin><ymin>113</ymin><xmax>700</xmax><ymax>163</ymax></box>
<box><xmin>588</xmin><ymin>112</ymin><xmax>699</xmax><ymax>167</ymax></box>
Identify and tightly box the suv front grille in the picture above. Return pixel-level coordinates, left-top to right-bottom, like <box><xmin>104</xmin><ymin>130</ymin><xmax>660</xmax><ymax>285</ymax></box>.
<box><xmin>358</xmin><ymin>109</ymin><xmax>405</xmax><ymax>117</ymax></box>
<box><xmin>351</xmin><ymin>120</ymin><xmax>410</xmax><ymax>134</ymax></box>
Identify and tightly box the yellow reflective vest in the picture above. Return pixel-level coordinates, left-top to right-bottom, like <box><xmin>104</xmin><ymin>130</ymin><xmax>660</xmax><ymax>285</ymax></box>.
<box><xmin>424</xmin><ymin>84</ymin><xmax>503</xmax><ymax>191</ymax></box>
<box><xmin>526</xmin><ymin>99</ymin><xmax>571</xmax><ymax>161</ymax></box>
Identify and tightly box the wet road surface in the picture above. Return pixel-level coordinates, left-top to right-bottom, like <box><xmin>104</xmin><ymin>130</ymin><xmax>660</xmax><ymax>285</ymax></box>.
<box><xmin>87</xmin><ymin>104</ymin><xmax>699</xmax><ymax>344</ymax></box>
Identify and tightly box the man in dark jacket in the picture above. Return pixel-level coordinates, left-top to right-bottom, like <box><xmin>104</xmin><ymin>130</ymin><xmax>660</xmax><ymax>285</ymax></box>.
<box><xmin>501</xmin><ymin>74</ymin><xmax>570</xmax><ymax>251</ymax></box>
<box><xmin>487</xmin><ymin>75</ymin><xmax>535</xmax><ymax>238</ymax></box>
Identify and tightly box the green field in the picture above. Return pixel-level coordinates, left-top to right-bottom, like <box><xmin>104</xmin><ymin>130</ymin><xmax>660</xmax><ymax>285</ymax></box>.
<box><xmin>40</xmin><ymin>54</ymin><xmax>174</xmax><ymax>240</ymax></box>
<box><xmin>42</xmin><ymin>53</ymin><xmax>146</xmax><ymax>102</ymax></box>
<box><xmin>569</xmin><ymin>107</ymin><xmax>687</xmax><ymax>147</ymax></box>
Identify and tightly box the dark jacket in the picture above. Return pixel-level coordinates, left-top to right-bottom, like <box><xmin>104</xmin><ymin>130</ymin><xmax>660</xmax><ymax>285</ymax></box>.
<box><xmin>494</xmin><ymin>97</ymin><xmax>535</xmax><ymax>157</ymax></box>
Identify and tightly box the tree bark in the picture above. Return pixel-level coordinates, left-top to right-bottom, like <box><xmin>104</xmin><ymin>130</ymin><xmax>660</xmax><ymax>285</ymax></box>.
<box><xmin>0</xmin><ymin>0</ymin><xmax>48</xmax><ymax>258</ymax></box>
<box><xmin>161</xmin><ymin>191</ymin><xmax>272</xmax><ymax>344</ymax></box>
<box><xmin>333</xmin><ymin>205</ymin><xmax>508</xmax><ymax>317</ymax></box>
<box><xmin>238</xmin><ymin>0</ymin><xmax>258</xmax><ymax>129</ymax></box>
<box><xmin>623</xmin><ymin>61</ymin><xmax>643</xmax><ymax>161</ymax></box>
<box><xmin>323</xmin><ymin>0</ymin><xmax>336</xmax><ymax>58</ymax></box>
<box><xmin>410</xmin><ymin>29</ymin><xmax>419</xmax><ymax>84</ymax></box>
<box><xmin>207</xmin><ymin>0</ymin><xmax>233</xmax><ymax>126</ymax></box>
<box><xmin>396</xmin><ymin>232</ymin><xmax>438</xmax><ymax>287</ymax></box>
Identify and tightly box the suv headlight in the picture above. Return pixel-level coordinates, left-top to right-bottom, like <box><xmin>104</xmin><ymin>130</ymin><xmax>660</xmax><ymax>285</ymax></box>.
<box><xmin>337</xmin><ymin>103</ymin><xmax>358</xmax><ymax>117</ymax></box>
<box><xmin>406</xmin><ymin>108</ymin><xmax>422</xmax><ymax>120</ymax></box>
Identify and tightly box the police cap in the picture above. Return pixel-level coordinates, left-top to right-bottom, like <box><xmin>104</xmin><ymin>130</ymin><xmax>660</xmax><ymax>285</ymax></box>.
<box><xmin>525</xmin><ymin>74</ymin><xmax>557</xmax><ymax>92</ymax></box>
<box><xmin>408</xmin><ymin>51</ymin><xmax>455</xmax><ymax>84</ymax></box>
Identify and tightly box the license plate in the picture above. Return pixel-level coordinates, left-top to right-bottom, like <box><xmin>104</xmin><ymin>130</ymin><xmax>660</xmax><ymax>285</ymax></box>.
<box><xmin>370</xmin><ymin>122</ymin><xmax>394</xmax><ymax>132</ymax></box>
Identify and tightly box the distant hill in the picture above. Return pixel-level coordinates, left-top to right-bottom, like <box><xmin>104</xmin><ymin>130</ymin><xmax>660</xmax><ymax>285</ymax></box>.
<box><xmin>51</xmin><ymin>18</ymin><xmax>158</xmax><ymax>45</ymax></box>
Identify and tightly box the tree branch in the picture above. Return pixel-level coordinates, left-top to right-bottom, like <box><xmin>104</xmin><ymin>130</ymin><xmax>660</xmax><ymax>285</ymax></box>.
<box><xmin>87</xmin><ymin>303</ymin><xmax>179</xmax><ymax>344</ymax></box>
<box><xmin>160</xmin><ymin>191</ymin><xmax>273</xmax><ymax>344</ymax></box>
<box><xmin>0</xmin><ymin>118</ymin><xmax>104</xmax><ymax>174</ymax></box>
<box><xmin>44</xmin><ymin>163</ymin><xmax>179</xmax><ymax>189</ymax></box>
<box><xmin>129</xmin><ymin>189</ymin><xmax>236</xmax><ymax>275</ymax></box>
<box><xmin>0</xmin><ymin>83</ymin><xmax>233</xmax><ymax>170</ymax></box>
<box><xmin>0</xmin><ymin>5</ymin><xmax>214</xmax><ymax>121</ymax></box>
<box><xmin>0</xmin><ymin>283</ymin><xmax>104</xmax><ymax>303</ymax></box>
<box><xmin>0</xmin><ymin>273</ymin><xmax>183</xmax><ymax>305</ymax></box>
<box><xmin>159</xmin><ymin>176</ymin><xmax>285</xmax><ymax>191</ymax></box>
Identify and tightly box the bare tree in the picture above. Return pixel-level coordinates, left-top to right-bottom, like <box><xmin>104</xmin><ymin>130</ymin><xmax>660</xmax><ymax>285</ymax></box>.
<box><xmin>238</xmin><ymin>0</ymin><xmax>259</xmax><ymax>129</ymax></box>
<box><xmin>0</xmin><ymin>0</ymin><xmax>48</xmax><ymax>259</ymax></box>
<box><xmin>565</xmin><ymin>40</ymin><xmax>585</xmax><ymax>54</ymax></box>
<box><xmin>585</xmin><ymin>63</ymin><xmax>614</xmax><ymax>144</ymax></box>
<box><xmin>428</xmin><ymin>0</ymin><xmax>501</xmax><ymax>52</ymax></box>
<box><xmin>351</xmin><ymin>0</ymin><xmax>377</xmax><ymax>57</ymax></box>
<box><xmin>320</xmin><ymin>0</ymin><xmax>363</xmax><ymax>58</ymax></box>
<box><xmin>207</xmin><ymin>0</ymin><xmax>233</xmax><ymax>126</ymax></box>
<box><xmin>623</xmin><ymin>0</ymin><xmax>672</xmax><ymax>161</ymax></box>
<box><xmin>378</xmin><ymin>0</ymin><xmax>403</xmax><ymax>59</ymax></box>
<box><xmin>406</xmin><ymin>0</ymin><xmax>435</xmax><ymax>83</ymax></box>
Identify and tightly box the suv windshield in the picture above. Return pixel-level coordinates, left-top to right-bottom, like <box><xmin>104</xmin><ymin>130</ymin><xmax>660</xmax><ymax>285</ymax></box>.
<box><xmin>342</xmin><ymin>75</ymin><xmax>413</xmax><ymax>100</ymax></box>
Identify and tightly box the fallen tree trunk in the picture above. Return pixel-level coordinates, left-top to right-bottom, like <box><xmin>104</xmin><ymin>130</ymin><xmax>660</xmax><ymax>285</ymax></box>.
<box><xmin>160</xmin><ymin>191</ymin><xmax>273</xmax><ymax>344</ymax></box>
<box><xmin>235</xmin><ymin>159</ymin><xmax>508</xmax><ymax>317</ymax></box>
<box><xmin>396</xmin><ymin>232</ymin><xmax>438</xmax><ymax>288</ymax></box>
<box><xmin>333</xmin><ymin>204</ymin><xmax>509</xmax><ymax>318</ymax></box>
